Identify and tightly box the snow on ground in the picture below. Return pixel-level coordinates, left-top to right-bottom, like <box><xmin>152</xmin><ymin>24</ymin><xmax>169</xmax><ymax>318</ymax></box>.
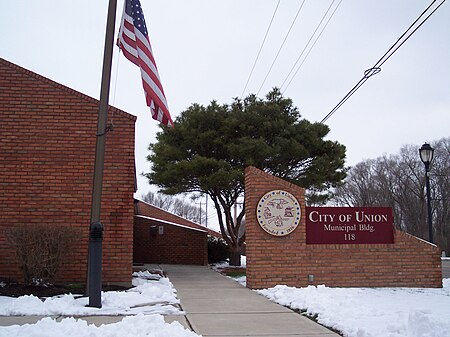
<box><xmin>212</xmin><ymin>256</ymin><xmax>247</xmax><ymax>286</ymax></box>
<box><xmin>0</xmin><ymin>271</ymin><xmax>201</xmax><ymax>337</ymax></box>
<box><xmin>231</xmin><ymin>276</ymin><xmax>246</xmax><ymax>287</ymax></box>
<box><xmin>224</xmin><ymin>257</ymin><xmax>450</xmax><ymax>336</ymax></box>
<box><xmin>2</xmin><ymin>259</ymin><xmax>449</xmax><ymax>337</ymax></box>
<box><xmin>0</xmin><ymin>271</ymin><xmax>182</xmax><ymax>316</ymax></box>
<box><xmin>258</xmin><ymin>279</ymin><xmax>450</xmax><ymax>337</ymax></box>
<box><xmin>211</xmin><ymin>255</ymin><xmax>247</xmax><ymax>270</ymax></box>
<box><xmin>0</xmin><ymin>314</ymin><xmax>199</xmax><ymax>337</ymax></box>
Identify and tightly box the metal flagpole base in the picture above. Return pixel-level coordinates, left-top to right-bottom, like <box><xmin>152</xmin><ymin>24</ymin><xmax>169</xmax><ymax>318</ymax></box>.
<box><xmin>87</xmin><ymin>221</ymin><xmax>104</xmax><ymax>308</ymax></box>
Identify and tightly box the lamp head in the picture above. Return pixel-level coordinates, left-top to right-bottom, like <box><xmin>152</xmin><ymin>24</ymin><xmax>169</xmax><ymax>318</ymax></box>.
<box><xmin>419</xmin><ymin>143</ymin><xmax>434</xmax><ymax>167</ymax></box>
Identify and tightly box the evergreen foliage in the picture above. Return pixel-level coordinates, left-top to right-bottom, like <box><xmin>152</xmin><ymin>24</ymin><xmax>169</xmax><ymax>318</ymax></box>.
<box><xmin>207</xmin><ymin>236</ymin><xmax>229</xmax><ymax>264</ymax></box>
<box><xmin>146</xmin><ymin>89</ymin><xmax>346</xmax><ymax>264</ymax></box>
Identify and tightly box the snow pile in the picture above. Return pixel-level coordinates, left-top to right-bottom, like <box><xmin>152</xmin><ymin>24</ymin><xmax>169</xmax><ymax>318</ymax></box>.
<box><xmin>211</xmin><ymin>255</ymin><xmax>247</xmax><ymax>286</ymax></box>
<box><xmin>132</xmin><ymin>270</ymin><xmax>163</xmax><ymax>280</ymax></box>
<box><xmin>0</xmin><ymin>314</ymin><xmax>199</xmax><ymax>337</ymax></box>
<box><xmin>258</xmin><ymin>279</ymin><xmax>450</xmax><ymax>337</ymax></box>
<box><xmin>211</xmin><ymin>255</ymin><xmax>247</xmax><ymax>270</ymax></box>
<box><xmin>0</xmin><ymin>272</ymin><xmax>181</xmax><ymax>316</ymax></box>
<box><xmin>231</xmin><ymin>276</ymin><xmax>246</xmax><ymax>287</ymax></box>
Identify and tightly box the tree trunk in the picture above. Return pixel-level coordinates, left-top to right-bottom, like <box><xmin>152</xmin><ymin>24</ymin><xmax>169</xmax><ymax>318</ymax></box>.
<box><xmin>229</xmin><ymin>248</ymin><xmax>241</xmax><ymax>266</ymax></box>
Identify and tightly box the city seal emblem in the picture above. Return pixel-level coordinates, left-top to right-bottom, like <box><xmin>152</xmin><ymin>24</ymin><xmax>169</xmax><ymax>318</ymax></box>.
<box><xmin>256</xmin><ymin>190</ymin><xmax>301</xmax><ymax>236</ymax></box>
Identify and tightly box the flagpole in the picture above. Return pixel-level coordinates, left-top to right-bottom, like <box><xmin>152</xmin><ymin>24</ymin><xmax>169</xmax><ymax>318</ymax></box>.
<box><xmin>87</xmin><ymin>0</ymin><xmax>118</xmax><ymax>308</ymax></box>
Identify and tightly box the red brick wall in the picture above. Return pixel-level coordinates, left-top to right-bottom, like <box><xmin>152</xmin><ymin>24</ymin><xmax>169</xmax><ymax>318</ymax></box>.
<box><xmin>245</xmin><ymin>166</ymin><xmax>442</xmax><ymax>289</ymax></box>
<box><xmin>0</xmin><ymin>58</ymin><xmax>136</xmax><ymax>285</ymax></box>
<box><xmin>134</xmin><ymin>216</ymin><xmax>208</xmax><ymax>265</ymax></box>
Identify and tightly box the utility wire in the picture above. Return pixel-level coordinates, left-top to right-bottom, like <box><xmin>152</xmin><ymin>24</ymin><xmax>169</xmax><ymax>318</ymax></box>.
<box><xmin>240</xmin><ymin>0</ymin><xmax>281</xmax><ymax>100</ymax></box>
<box><xmin>256</xmin><ymin>0</ymin><xmax>307</xmax><ymax>96</ymax></box>
<box><xmin>281</xmin><ymin>0</ymin><xmax>338</xmax><ymax>90</ymax></box>
<box><xmin>320</xmin><ymin>0</ymin><xmax>445</xmax><ymax>124</ymax></box>
<box><xmin>377</xmin><ymin>0</ymin><xmax>445</xmax><ymax>68</ymax></box>
<box><xmin>282</xmin><ymin>0</ymin><xmax>343</xmax><ymax>93</ymax></box>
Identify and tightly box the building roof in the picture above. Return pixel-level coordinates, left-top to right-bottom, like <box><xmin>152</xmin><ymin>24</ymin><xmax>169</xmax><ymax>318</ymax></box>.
<box><xmin>135</xmin><ymin>215</ymin><xmax>208</xmax><ymax>233</ymax></box>
<box><xmin>134</xmin><ymin>199</ymin><xmax>222</xmax><ymax>238</ymax></box>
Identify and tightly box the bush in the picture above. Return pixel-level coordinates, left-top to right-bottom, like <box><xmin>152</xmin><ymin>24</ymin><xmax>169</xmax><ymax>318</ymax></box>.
<box><xmin>207</xmin><ymin>235</ymin><xmax>229</xmax><ymax>264</ymax></box>
<box><xmin>6</xmin><ymin>224</ymin><xmax>78</xmax><ymax>285</ymax></box>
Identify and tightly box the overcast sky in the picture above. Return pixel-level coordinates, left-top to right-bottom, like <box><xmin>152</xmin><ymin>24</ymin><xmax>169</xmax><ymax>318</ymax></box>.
<box><xmin>1</xmin><ymin>0</ymin><xmax>449</xmax><ymax>210</ymax></box>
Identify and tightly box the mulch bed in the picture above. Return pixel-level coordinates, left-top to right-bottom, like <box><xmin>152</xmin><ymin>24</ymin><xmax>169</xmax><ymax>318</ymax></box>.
<box><xmin>214</xmin><ymin>266</ymin><xmax>246</xmax><ymax>273</ymax></box>
<box><xmin>0</xmin><ymin>278</ymin><xmax>127</xmax><ymax>298</ymax></box>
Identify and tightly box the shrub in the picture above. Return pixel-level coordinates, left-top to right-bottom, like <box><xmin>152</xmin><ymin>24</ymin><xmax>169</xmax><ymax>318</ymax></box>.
<box><xmin>208</xmin><ymin>235</ymin><xmax>229</xmax><ymax>263</ymax></box>
<box><xmin>6</xmin><ymin>224</ymin><xmax>78</xmax><ymax>285</ymax></box>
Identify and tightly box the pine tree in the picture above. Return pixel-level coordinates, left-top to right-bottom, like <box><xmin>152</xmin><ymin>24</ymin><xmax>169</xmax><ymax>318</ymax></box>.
<box><xmin>146</xmin><ymin>89</ymin><xmax>346</xmax><ymax>265</ymax></box>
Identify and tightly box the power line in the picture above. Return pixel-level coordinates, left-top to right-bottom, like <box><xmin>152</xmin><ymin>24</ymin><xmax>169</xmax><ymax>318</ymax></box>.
<box><xmin>256</xmin><ymin>0</ymin><xmax>307</xmax><ymax>96</ymax></box>
<box><xmin>320</xmin><ymin>0</ymin><xmax>446</xmax><ymax>124</ymax></box>
<box><xmin>281</xmin><ymin>0</ymin><xmax>338</xmax><ymax>90</ymax></box>
<box><xmin>377</xmin><ymin>0</ymin><xmax>445</xmax><ymax>68</ymax></box>
<box><xmin>240</xmin><ymin>0</ymin><xmax>281</xmax><ymax>100</ymax></box>
<box><xmin>281</xmin><ymin>0</ymin><xmax>343</xmax><ymax>93</ymax></box>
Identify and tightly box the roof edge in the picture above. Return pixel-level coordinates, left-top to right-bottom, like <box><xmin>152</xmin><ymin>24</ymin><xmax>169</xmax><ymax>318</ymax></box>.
<box><xmin>135</xmin><ymin>198</ymin><xmax>205</xmax><ymax>226</ymax></box>
<box><xmin>134</xmin><ymin>198</ymin><xmax>222</xmax><ymax>237</ymax></box>
<box><xmin>135</xmin><ymin>215</ymin><xmax>208</xmax><ymax>233</ymax></box>
<box><xmin>0</xmin><ymin>57</ymin><xmax>136</xmax><ymax>122</ymax></box>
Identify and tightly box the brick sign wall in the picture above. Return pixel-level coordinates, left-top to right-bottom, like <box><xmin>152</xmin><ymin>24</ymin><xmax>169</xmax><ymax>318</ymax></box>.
<box><xmin>245</xmin><ymin>166</ymin><xmax>442</xmax><ymax>289</ymax></box>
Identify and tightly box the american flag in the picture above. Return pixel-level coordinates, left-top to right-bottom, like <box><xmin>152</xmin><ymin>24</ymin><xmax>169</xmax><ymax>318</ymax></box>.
<box><xmin>117</xmin><ymin>0</ymin><xmax>174</xmax><ymax>127</ymax></box>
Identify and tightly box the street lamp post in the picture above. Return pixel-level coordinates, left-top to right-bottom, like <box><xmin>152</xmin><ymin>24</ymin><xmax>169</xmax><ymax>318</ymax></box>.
<box><xmin>419</xmin><ymin>143</ymin><xmax>434</xmax><ymax>244</ymax></box>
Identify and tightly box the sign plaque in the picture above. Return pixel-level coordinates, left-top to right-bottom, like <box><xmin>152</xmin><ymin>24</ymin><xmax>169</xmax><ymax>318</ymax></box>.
<box><xmin>306</xmin><ymin>207</ymin><xmax>394</xmax><ymax>244</ymax></box>
<box><xmin>256</xmin><ymin>190</ymin><xmax>301</xmax><ymax>236</ymax></box>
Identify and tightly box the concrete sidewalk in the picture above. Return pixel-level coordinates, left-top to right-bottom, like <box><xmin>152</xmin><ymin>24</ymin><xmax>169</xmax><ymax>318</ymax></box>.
<box><xmin>0</xmin><ymin>265</ymin><xmax>339</xmax><ymax>336</ymax></box>
<box><xmin>162</xmin><ymin>264</ymin><xmax>339</xmax><ymax>337</ymax></box>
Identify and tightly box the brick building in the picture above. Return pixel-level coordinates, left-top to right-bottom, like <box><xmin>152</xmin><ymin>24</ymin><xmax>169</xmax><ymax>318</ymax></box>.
<box><xmin>0</xmin><ymin>58</ymin><xmax>136</xmax><ymax>284</ymax></box>
<box><xmin>0</xmin><ymin>58</ymin><xmax>219</xmax><ymax>285</ymax></box>
<box><xmin>134</xmin><ymin>199</ymin><xmax>221</xmax><ymax>266</ymax></box>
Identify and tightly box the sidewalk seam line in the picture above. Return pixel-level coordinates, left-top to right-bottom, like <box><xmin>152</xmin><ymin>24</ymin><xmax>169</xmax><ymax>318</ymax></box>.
<box><xmin>178</xmin><ymin>302</ymin><xmax>196</xmax><ymax>333</ymax></box>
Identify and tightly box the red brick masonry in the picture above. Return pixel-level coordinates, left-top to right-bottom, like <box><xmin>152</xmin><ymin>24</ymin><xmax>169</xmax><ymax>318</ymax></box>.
<box><xmin>245</xmin><ymin>166</ymin><xmax>442</xmax><ymax>289</ymax></box>
<box><xmin>0</xmin><ymin>58</ymin><xmax>136</xmax><ymax>284</ymax></box>
<box><xmin>133</xmin><ymin>200</ymin><xmax>221</xmax><ymax>265</ymax></box>
<box><xmin>134</xmin><ymin>215</ymin><xmax>208</xmax><ymax>266</ymax></box>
